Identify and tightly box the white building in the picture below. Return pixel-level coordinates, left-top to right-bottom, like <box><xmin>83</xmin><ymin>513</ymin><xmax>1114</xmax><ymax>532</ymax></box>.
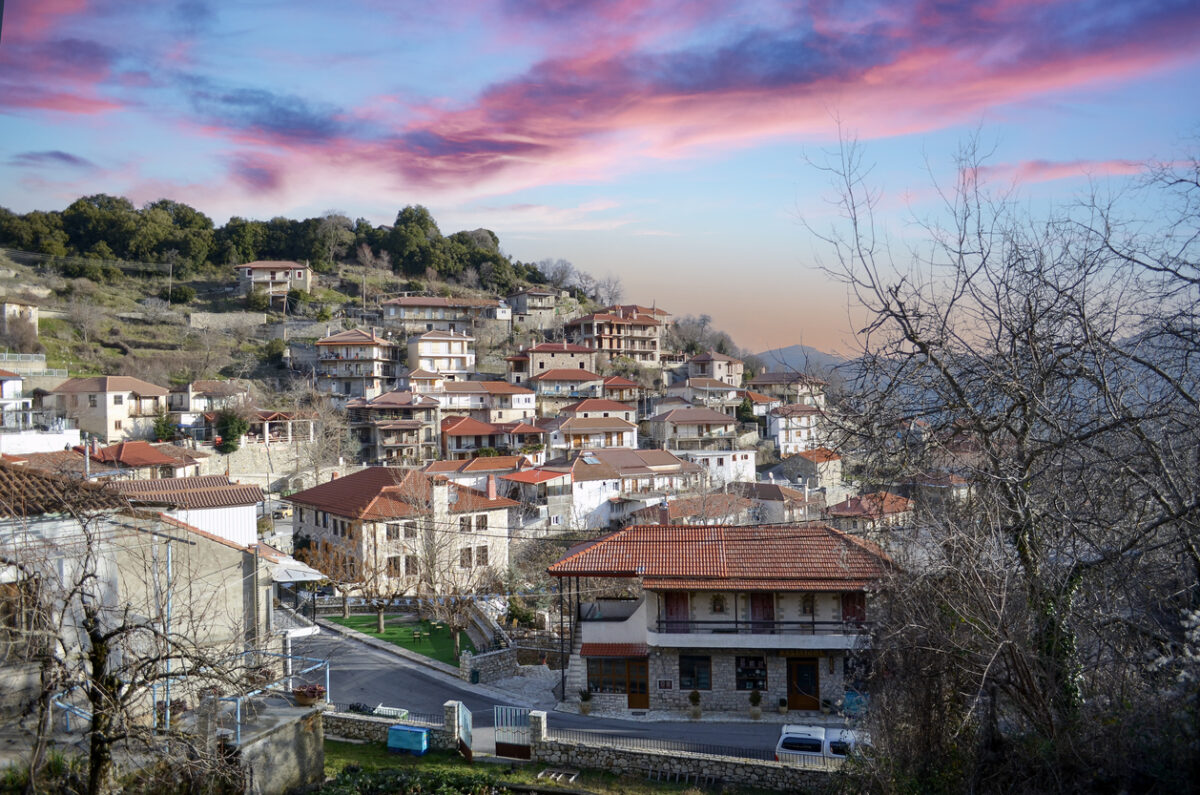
<box><xmin>407</xmin><ymin>330</ymin><xmax>476</xmax><ymax>380</ymax></box>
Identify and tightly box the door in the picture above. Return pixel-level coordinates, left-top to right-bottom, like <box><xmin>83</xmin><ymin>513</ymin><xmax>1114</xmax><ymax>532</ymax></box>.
<box><xmin>842</xmin><ymin>592</ymin><xmax>866</xmax><ymax>624</ymax></box>
<box><xmin>627</xmin><ymin>659</ymin><xmax>649</xmax><ymax>709</ymax></box>
<box><xmin>750</xmin><ymin>593</ymin><xmax>775</xmax><ymax>634</ymax></box>
<box><xmin>787</xmin><ymin>658</ymin><xmax>820</xmax><ymax>711</ymax></box>
<box><xmin>664</xmin><ymin>592</ymin><xmax>689</xmax><ymax>632</ymax></box>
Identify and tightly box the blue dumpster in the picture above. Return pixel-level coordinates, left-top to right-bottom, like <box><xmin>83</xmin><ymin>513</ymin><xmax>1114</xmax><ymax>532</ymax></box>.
<box><xmin>387</xmin><ymin>725</ymin><xmax>429</xmax><ymax>756</ymax></box>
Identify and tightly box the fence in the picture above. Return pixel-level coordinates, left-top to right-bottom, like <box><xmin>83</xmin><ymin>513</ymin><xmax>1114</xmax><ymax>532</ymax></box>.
<box><xmin>330</xmin><ymin>703</ymin><xmax>444</xmax><ymax>727</ymax></box>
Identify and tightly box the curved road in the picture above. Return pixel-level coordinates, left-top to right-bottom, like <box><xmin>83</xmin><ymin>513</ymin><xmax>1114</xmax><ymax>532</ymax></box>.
<box><xmin>294</xmin><ymin>632</ymin><xmax>782</xmax><ymax>750</ymax></box>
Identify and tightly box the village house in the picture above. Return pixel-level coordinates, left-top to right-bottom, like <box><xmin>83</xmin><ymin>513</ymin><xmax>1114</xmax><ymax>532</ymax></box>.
<box><xmin>0</xmin><ymin>369</ymin><xmax>34</xmax><ymax>432</ymax></box>
<box><xmin>665</xmin><ymin>378</ymin><xmax>744</xmax><ymax>416</ymax></box>
<box><xmin>728</xmin><ymin>480</ymin><xmax>824</xmax><ymax>524</ymax></box>
<box><xmin>82</xmin><ymin>439</ymin><xmax>201</xmax><ymax>479</ymax></box>
<box><xmin>527</xmin><ymin>368</ymin><xmax>606</xmax><ymax>413</ymax></box>
<box><xmin>439</xmin><ymin>416</ymin><xmax>546</xmax><ymax>461</ymax></box>
<box><xmin>419</xmin><ymin>380</ymin><xmax>535</xmax><ymax>423</ymax></box>
<box><xmin>558</xmin><ymin>398</ymin><xmax>637</xmax><ymax>423</ymax></box>
<box><xmin>498</xmin><ymin>468</ymin><xmax>574</xmax><ymax>534</ymax></box>
<box><xmin>236</xmin><ymin>260</ymin><xmax>314</xmax><ymax>308</ymax></box>
<box><xmin>48</xmin><ymin>376</ymin><xmax>169</xmax><ymax>443</ymax></box>
<box><xmin>315</xmin><ymin>328</ymin><xmax>401</xmax><ymax>403</ymax></box>
<box><xmin>601</xmin><ymin>375</ymin><xmax>641</xmax><ymax>404</ymax></box>
<box><xmin>768</xmin><ymin>403</ymin><xmax>824</xmax><ymax>457</ymax></box>
<box><xmin>196</xmin><ymin>409</ymin><xmax>317</xmax><ymax>448</ymax></box>
<box><xmin>167</xmin><ymin>380</ymin><xmax>251</xmax><ymax>438</ymax></box>
<box><xmin>540</xmin><ymin>414</ymin><xmax>638</xmax><ymax>453</ymax></box>
<box><xmin>108</xmin><ymin>474</ymin><xmax>264</xmax><ymax>547</ymax></box>
<box><xmin>505</xmin><ymin>342</ymin><xmax>599</xmax><ymax>385</ymax></box>
<box><xmin>381</xmin><ymin>295</ymin><xmax>509</xmax><ymax>333</ymax></box>
<box><xmin>565</xmin><ymin>305</ymin><xmax>666</xmax><ymax>366</ymax></box>
<box><xmin>0</xmin><ymin>300</ymin><xmax>38</xmax><ymax>337</ymax></box>
<box><xmin>738</xmin><ymin>389</ymin><xmax>782</xmax><ymax>418</ymax></box>
<box><xmin>506</xmin><ymin>288</ymin><xmax>578</xmax><ymax>329</ymax></box>
<box><xmin>549</xmin><ymin>523</ymin><xmax>889</xmax><ymax>716</ymax></box>
<box><xmin>407</xmin><ymin>330</ymin><xmax>476</xmax><ymax>380</ymax></box>
<box><xmin>785</xmin><ymin>447</ymin><xmax>844</xmax><ymax>499</ymax></box>
<box><xmin>345</xmin><ymin>390</ymin><xmax>441</xmax><ymax>466</ymax></box>
<box><xmin>686</xmin><ymin>351</ymin><xmax>744</xmax><ymax>387</ymax></box>
<box><xmin>423</xmin><ymin>455</ymin><xmax>536</xmax><ymax>491</ymax></box>
<box><xmin>642</xmin><ymin>406</ymin><xmax>739</xmax><ymax>451</ymax></box>
<box><xmin>631</xmin><ymin>492</ymin><xmax>757</xmax><ymax>526</ymax></box>
<box><xmin>675</xmin><ymin>449</ymin><xmax>756</xmax><ymax>487</ymax></box>
<box><xmin>746</xmin><ymin>371</ymin><xmax>827</xmax><ymax>407</ymax></box>
<box><xmin>286</xmin><ymin>468</ymin><xmax>516</xmax><ymax>596</ymax></box>
<box><xmin>825</xmin><ymin>491</ymin><xmax>914</xmax><ymax>536</ymax></box>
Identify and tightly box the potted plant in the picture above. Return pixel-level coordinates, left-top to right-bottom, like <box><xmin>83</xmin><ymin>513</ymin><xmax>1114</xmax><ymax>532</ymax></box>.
<box><xmin>821</xmin><ymin>697</ymin><xmax>834</xmax><ymax>715</ymax></box>
<box><xmin>688</xmin><ymin>689</ymin><xmax>702</xmax><ymax>720</ymax></box>
<box><xmin>749</xmin><ymin>688</ymin><xmax>763</xmax><ymax>720</ymax></box>
<box><xmin>778</xmin><ymin>696</ymin><xmax>788</xmax><ymax>714</ymax></box>
<box><xmin>292</xmin><ymin>683</ymin><xmax>326</xmax><ymax>706</ymax></box>
<box><xmin>578</xmin><ymin>689</ymin><xmax>592</xmax><ymax>716</ymax></box>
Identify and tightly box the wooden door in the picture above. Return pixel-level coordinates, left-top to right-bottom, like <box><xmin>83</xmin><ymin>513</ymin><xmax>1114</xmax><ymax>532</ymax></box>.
<box><xmin>787</xmin><ymin>658</ymin><xmax>820</xmax><ymax>710</ymax></box>
<box><xmin>842</xmin><ymin>592</ymin><xmax>866</xmax><ymax>624</ymax></box>
<box><xmin>627</xmin><ymin>659</ymin><xmax>649</xmax><ymax>709</ymax></box>
<box><xmin>664</xmin><ymin>592</ymin><xmax>689</xmax><ymax>632</ymax></box>
<box><xmin>750</xmin><ymin>593</ymin><xmax>775</xmax><ymax>634</ymax></box>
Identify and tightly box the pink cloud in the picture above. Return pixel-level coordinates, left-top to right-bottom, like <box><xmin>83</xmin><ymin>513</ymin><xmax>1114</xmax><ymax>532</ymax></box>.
<box><xmin>975</xmin><ymin>158</ymin><xmax>1146</xmax><ymax>185</ymax></box>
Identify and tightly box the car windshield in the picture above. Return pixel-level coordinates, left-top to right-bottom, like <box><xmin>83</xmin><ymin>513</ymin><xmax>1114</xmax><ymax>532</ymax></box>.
<box><xmin>828</xmin><ymin>740</ymin><xmax>851</xmax><ymax>756</ymax></box>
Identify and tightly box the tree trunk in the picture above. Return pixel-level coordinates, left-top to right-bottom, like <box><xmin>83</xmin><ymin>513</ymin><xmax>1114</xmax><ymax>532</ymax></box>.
<box><xmin>341</xmin><ymin>593</ymin><xmax>349</xmax><ymax>619</ymax></box>
<box><xmin>376</xmin><ymin>606</ymin><xmax>386</xmax><ymax>634</ymax></box>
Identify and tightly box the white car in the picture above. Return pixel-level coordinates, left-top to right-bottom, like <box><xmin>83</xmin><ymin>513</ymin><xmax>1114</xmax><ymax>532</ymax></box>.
<box><xmin>774</xmin><ymin>724</ymin><xmax>869</xmax><ymax>764</ymax></box>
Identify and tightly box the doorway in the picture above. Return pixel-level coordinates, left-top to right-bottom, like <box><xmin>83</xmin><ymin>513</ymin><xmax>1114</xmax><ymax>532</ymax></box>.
<box><xmin>627</xmin><ymin>659</ymin><xmax>649</xmax><ymax>709</ymax></box>
<box><xmin>787</xmin><ymin>657</ymin><xmax>820</xmax><ymax>710</ymax></box>
<box><xmin>750</xmin><ymin>593</ymin><xmax>775</xmax><ymax>634</ymax></box>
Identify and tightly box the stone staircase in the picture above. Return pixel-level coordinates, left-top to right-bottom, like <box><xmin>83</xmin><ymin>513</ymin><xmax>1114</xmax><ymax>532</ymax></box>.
<box><xmin>561</xmin><ymin>630</ymin><xmax>586</xmax><ymax>701</ymax></box>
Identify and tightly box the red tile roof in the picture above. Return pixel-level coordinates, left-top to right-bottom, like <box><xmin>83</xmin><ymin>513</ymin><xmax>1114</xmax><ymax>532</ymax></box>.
<box><xmin>689</xmin><ymin>351</ymin><xmax>741</xmax><ymax>363</ymax></box>
<box><xmin>346</xmin><ymin>390</ymin><xmax>439</xmax><ymax>409</ymax></box>
<box><xmin>435</xmin><ymin>381</ymin><xmax>532</xmax><ymax>395</ymax></box>
<box><xmin>528</xmin><ymin>368</ymin><xmax>603</xmax><ymax>382</ymax></box>
<box><xmin>425</xmin><ymin>455</ymin><xmax>531</xmax><ymax>474</ymax></box>
<box><xmin>286</xmin><ymin>467</ymin><xmax>517</xmax><ymax>520</ymax></box>
<box><xmin>603</xmin><ymin>375</ymin><xmax>639</xmax><ymax>388</ymax></box>
<box><xmin>580</xmin><ymin>643</ymin><xmax>648</xmax><ymax>658</ymax></box>
<box><xmin>87</xmin><ymin>441</ymin><xmax>179</xmax><ymax>468</ymax></box>
<box><xmin>108</xmin><ymin>475</ymin><xmax>263</xmax><ymax>509</ymax></box>
<box><xmin>0</xmin><ymin>461</ymin><xmax>129</xmax><ymax>517</ymax></box>
<box><xmin>441</xmin><ymin>416</ymin><xmax>501</xmax><ymax>436</ymax></box>
<box><xmin>631</xmin><ymin>493</ymin><xmax>755</xmax><ymax>522</ymax></box>
<box><xmin>559</xmin><ymin>399</ymin><xmax>635</xmax><ymax>414</ymax></box>
<box><xmin>797</xmin><ymin>447</ymin><xmax>840</xmax><ymax>463</ymax></box>
<box><xmin>738</xmin><ymin>389</ymin><xmax>776</xmax><ymax>404</ymax></box>
<box><xmin>548</xmin><ymin>524</ymin><xmax>890</xmax><ymax>591</ymax></box>
<box><xmin>316</xmin><ymin>328</ymin><xmax>391</xmax><ymax>345</ymax></box>
<box><xmin>557</xmin><ymin>417</ymin><xmax>636</xmax><ymax>433</ymax></box>
<box><xmin>826</xmin><ymin>492</ymin><xmax>912</xmax><ymax>519</ymax></box>
<box><xmin>51</xmin><ymin>376</ymin><xmax>168</xmax><ymax>396</ymax></box>
<box><xmin>501</xmin><ymin>469</ymin><xmax>569</xmax><ymax>485</ymax></box>
<box><xmin>0</xmin><ymin>369</ymin><xmax>20</xmax><ymax>379</ymax></box>
<box><xmin>527</xmin><ymin>342</ymin><xmax>596</xmax><ymax>354</ymax></box>
<box><xmin>241</xmin><ymin>260</ymin><xmax>305</xmax><ymax>270</ymax></box>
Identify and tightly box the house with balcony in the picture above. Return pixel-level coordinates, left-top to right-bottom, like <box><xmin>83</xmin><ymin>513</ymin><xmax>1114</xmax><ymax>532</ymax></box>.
<box><xmin>407</xmin><ymin>330</ymin><xmax>476</xmax><ymax>380</ymax></box>
<box><xmin>642</xmin><ymin>407</ymin><xmax>739</xmax><ymax>451</ymax></box>
<box><xmin>505</xmin><ymin>342</ymin><xmax>599</xmax><ymax>385</ymax></box>
<box><xmin>768</xmin><ymin>404</ymin><xmax>825</xmax><ymax>457</ymax></box>
<box><xmin>527</xmin><ymin>368</ymin><xmax>605</xmax><ymax>414</ymax></box>
<box><xmin>747</xmin><ymin>372</ymin><xmax>827</xmax><ymax>407</ymax></box>
<box><xmin>601</xmin><ymin>375</ymin><xmax>641</xmax><ymax>404</ymax></box>
<box><xmin>315</xmin><ymin>328</ymin><xmax>400</xmax><ymax>403</ymax></box>
<box><xmin>548</xmin><ymin>523</ymin><xmax>889</xmax><ymax>716</ymax></box>
<box><xmin>565</xmin><ymin>306</ymin><xmax>665</xmax><ymax>366</ymax></box>
<box><xmin>440</xmin><ymin>416</ymin><xmax>546</xmax><ymax>460</ymax></box>
<box><xmin>424</xmin><ymin>455</ymin><xmax>536</xmax><ymax>491</ymax></box>
<box><xmin>506</xmin><ymin>288</ymin><xmax>581</xmax><ymax>329</ymax></box>
<box><xmin>665</xmin><ymin>378</ymin><xmax>743</xmax><ymax>416</ymax></box>
<box><xmin>559</xmin><ymin>398</ymin><xmax>637</xmax><ymax>423</ymax></box>
<box><xmin>346</xmin><ymin>389</ymin><xmax>441</xmax><ymax>466</ymax></box>
<box><xmin>686</xmin><ymin>351</ymin><xmax>744</xmax><ymax>387</ymax></box>
<box><xmin>48</xmin><ymin>376</ymin><xmax>169</xmax><ymax>443</ymax></box>
<box><xmin>236</xmin><ymin>260</ymin><xmax>313</xmax><ymax>308</ymax></box>
<box><xmin>422</xmin><ymin>380</ymin><xmax>535</xmax><ymax>423</ymax></box>
<box><xmin>541</xmin><ymin>415</ymin><xmax>638</xmax><ymax>453</ymax></box>
<box><xmin>167</xmin><ymin>380</ymin><xmax>252</xmax><ymax>437</ymax></box>
<box><xmin>382</xmin><ymin>295</ymin><xmax>509</xmax><ymax>333</ymax></box>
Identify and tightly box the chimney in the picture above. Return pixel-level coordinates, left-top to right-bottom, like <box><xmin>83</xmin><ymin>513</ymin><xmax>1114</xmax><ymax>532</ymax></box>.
<box><xmin>486</xmin><ymin>474</ymin><xmax>497</xmax><ymax>501</ymax></box>
<box><xmin>431</xmin><ymin>476</ymin><xmax>450</xmax><ymax>531</ymax></box>
<box><xmin>330</xmin><ymin>471</ymin><xmax>339</xmax><ymax>481</ymax></box>
<box><xmin>658</xmin><ymin>502</ymin><xmax>671</xmax><ymax>526</ymax></box>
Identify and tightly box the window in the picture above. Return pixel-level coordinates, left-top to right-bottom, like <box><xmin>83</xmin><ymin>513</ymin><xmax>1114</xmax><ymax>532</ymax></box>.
<box><xmin>113</xmin><ymin>420</ymin><xmax>122</xmax><ymax>430</ymax></box>
<box><xmin>802</xmin><ymin>594</ymin><xmax>815</xmax><ymax>616</ymax></box>
<box><xmin>387</xmin><ymin>556</ymin><xmax>402</xmax><ymax>577</ymax></box>
<box><xmin>404</xmin><ymin>521</ymin><xmax>417</xmax><ymax>539</ymax></box>
<box><xmin>113</xmin><ymin>394</ymin><xmax>124</xmax><ymax>405</ymax></box>
<box><xmin>586</xmin><ymin>659</ymin><xmax>628</xmax><ymax>694</ymax></box>
<box><xmin>735</xmin><ymin>656</ymin><xmax>767</xmax><ymax>691</ymax></box>
<box><xmin>476</xmin><ymin>515</ymin><xmax>487</xmax><ymax>532</ymax></box>
<box><xmin>386</xmin><ymin>524</ymin><xmax>401</xmax><ymax>540</ymax></box>
<box><xmin>679</xmin><ymin>655</ymin><xmax>711</xmax><ymax>690</ymax></box>
<box><xmin>322</xmin><ymin>512</ymin><xmax>329</xmax><ymax>529</ymax></box>
<box><xmin>459</xmin><ymin>547</ymin><xmax>473</xmax><ymax>568</ymax></box>
<box><xmin>88</xmin><ymin>394</ymin><xmax>97</xmax><ymax>408</ymax></box>
<box><xmin>295</xmin><ymin>270</ymin><xmax>303</xmax><ymax>278</ymax></box>
<box><xmin>405</xmin><ymin>555</ymin><xmax>418</xmax><ymax>577</ymax></box>
<box><xmin>710</xmin><ymin>595</ymin><xmax>727</xmax><ymax>614</ymax></box>
<box><xmin>297</xmin><ymin>508</ymin><xmax>305</xmax><ymax>523</ymax></box>
<box><xmin>460</xmin><ymin>516</ymin><xmax>471</xmax><ymax>533</ymax></box>
<box><xmin>475</xmin><ymin>545</ymin><xmax>488</xmax><ymax>567</ymax></box>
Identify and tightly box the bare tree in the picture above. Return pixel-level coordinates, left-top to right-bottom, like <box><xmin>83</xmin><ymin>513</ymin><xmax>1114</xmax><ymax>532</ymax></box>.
<box><xmin>536</xmin><ymin>258</ymin><xmax>576</xmax><ymax>289</ymax></box>
<box><xmin>812</xmin><ymin>136</ymin><xmax>1200</xmax><ymax>792</ymax></box>
<box><xmin>594</xmin><ymin>274</ymin><xmax>624</xmax><ymax>305</ymax></box>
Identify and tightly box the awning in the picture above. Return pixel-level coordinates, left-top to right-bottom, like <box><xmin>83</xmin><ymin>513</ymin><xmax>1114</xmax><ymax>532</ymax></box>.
<box><xmin>270</xmin><ymin>557</ymin><xmax>327</xmax><ymax>583</ymax></box>
<box><xmin>579</xmin><ymin>643</ymin><xmax>648</xmax><ymax>658</ymax></box>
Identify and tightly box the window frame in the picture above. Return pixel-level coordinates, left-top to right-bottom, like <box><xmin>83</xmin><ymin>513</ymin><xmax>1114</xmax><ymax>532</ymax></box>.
<box><xmin>679</xmin><ymin>655</ymin><xmax>711</xmax><ymax>690</ymax></box>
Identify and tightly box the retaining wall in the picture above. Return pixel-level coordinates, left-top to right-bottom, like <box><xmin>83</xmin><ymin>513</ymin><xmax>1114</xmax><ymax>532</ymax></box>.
<box><xmin>527</xmin><ymin>711</ymin><xmax>829</xmax><ymax>793</ymax></box>
<box><xmin>189</xmin><ymin>311</ymin><xmax>266</xmax><ymax>330</ymax></box>
<box><xmin>458</xmin><ymin>647</ymin><xmax>519</xmax><ymax>683</ymax></box>
<box><xmin>323</xmin><ymin>704</ymin><xmax>458</xmax><ymax>751</ymax></box>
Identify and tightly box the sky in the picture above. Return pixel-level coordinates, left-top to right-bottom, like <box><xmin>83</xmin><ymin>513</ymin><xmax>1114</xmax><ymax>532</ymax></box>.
<box><xmin>1</xmin><ymin>1</ymin><xmax>1199</xmax><ymax>354</ymax></box>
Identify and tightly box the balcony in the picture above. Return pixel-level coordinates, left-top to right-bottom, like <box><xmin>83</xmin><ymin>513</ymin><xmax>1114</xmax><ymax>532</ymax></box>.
<box><xmin>649</xmin><ymin>619</ymin><xmax>870</xmax><ymax>650</ymax></box>
<box><xmin>577</xmin><ymin>598</ymin><xmax>648</xmax><ymax>646</ymax></box>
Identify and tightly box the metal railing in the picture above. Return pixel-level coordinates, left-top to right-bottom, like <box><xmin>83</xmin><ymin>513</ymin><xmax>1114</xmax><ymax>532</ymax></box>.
<box><xmin>654</xmin><ymin>619</ymin><xmax>869</xmax><ymax>635</ymax></box>
<box><xmin>548</xmin><ymin>727</ymin><xmax>775</xmax><ymax>763</ymax></box>
<box><xmin>332</xmin><ymin>703</ymin><xmax>444</xmax><ymax>727</ymax></box>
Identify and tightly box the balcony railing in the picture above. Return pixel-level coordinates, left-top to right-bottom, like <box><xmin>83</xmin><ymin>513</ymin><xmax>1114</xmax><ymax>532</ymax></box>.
<box><xmin>654</xmin><ymin>619</ymin><xmax>868</xmax><ymax>635</ymax></box>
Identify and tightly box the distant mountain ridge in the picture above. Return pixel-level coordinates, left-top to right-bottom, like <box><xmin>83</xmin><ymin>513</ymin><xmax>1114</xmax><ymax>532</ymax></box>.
<box><xmin>753</xmin><ymin>344</ymin><xmax>845</xmax><ymax>374</ymax></box>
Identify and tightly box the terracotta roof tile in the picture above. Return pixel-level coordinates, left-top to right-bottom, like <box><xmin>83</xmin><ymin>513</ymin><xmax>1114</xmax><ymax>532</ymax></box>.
<box><xmin>88</xmin><ymin>441</ymin><xmax>179</xmax><ymax>468</ymax></box>
<box><xmin>528</xmin><ymin>368</ymin><xmax>603</xmax><ymax>382</ymax></box>
<box><xmin>580</xmin><ymin>643</ymin><xmax>648</xmax><ymax>658</ymax></box>
<box><xmin>559</xmin><ymin>399</ymin><xmax>635</xmax><ymax>413</ymax></box>
<box><xmin>602</xmin><ymin>376</ymin><xmax>639</xmax><ymax>388</ymax></box>
<box><xmin>0</xmin><ymin>461</ymin><xmax>129</xmax><ymax>517</ymax></box>
<box><xmin>689</xmin><ymin>351</ymin><xmax>741</xmax><ymax>363</ymax></box>
<box><xmin>286</xmin><ymin>467</ymin><xmax>516</xmax><ymax>520</ymax></box>
<box><xmin>109</xmin><ymin>476</ymin><xmax>263</xmax><ymax>509</ymax></box>
<box><xmin>316</xmin><ymin>328</ymin><xmax>392</xmax><ymax>345</ymax></box>
<box><xmin>826</xmin><ymin>492</ymin><xmax>912</xmax><ymax>519</ymax></box>
<box><xmin>51</xmin><ymin>376</ymin><xmax>168</xmax><ymax>396</ymax></box>
<box><xmin>797</xmin><ymin>447</ymin><xmax>840</xmax><ymax>463</ymax></box>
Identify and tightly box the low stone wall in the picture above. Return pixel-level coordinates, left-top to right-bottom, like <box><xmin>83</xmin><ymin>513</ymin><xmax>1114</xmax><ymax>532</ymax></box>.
<box><xmin>323</xmin><ymin>707</ymin><xmax>457</xmax><ymax>751</ymax></box>
<box><xmin>189</xmin><ymin>311</ymin><xmax>266</xmax><ymax>330</ymax></box>
<box><xmin>527</xmin><ymin>712</ymin><xmax>828</xmax><ymax>793</ymax></box>
<box><xmin>458</xmin><ymin>647</ymin><xmax>519</xmax><ymax>683</ymax></box>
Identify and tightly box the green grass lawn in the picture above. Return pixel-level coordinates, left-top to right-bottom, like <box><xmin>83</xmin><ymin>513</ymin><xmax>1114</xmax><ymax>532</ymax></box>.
<box><xmin>325</xmin><ymin>615</ymin><xmax>474</xmax><ymax>666</ymax></box>
<box><xmin>322</xmin><ymin>739</ymin><xmax>777</xmax><ymax>795</ymax></box>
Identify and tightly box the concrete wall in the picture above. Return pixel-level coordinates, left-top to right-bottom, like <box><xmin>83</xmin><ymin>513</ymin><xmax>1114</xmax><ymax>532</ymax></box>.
<box><xmin>189</xmin><ymin>311</ymin><xmax>267</xmax><ymax>331</ymax></box>
<box><xmin>238</xmin><ymin>708</ymin><xmax>324</xmax><ymax>794</ymax></box>
<box><xmin>528</xmin><ymin>711</ymin><xmax>829</xmax><ymax>793</ymax></box>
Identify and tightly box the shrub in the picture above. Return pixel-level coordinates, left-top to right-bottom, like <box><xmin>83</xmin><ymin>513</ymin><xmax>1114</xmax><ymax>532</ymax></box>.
<box><xmin>246</xmin><ymin>288</ymin><xmax>270</xmax><ymax>311</ymax></box>
<box><xmin>214</xmin><ymin>409</ymin><xmax>250</xmax><ymax>453</ymax></box>
<box><xmin>688</xmin><ymin>689</ymin><xmax>701</xmax><ymax>706</ymax></box>
<box><xmin>749</xmin><ymin>688</ymin><xmax>762</xmax><ymax>707</ymax></box>
<box><xmin>159</xmin><ymin>284</ymin><xmax>195</xmax><ymax>304</ymax></box>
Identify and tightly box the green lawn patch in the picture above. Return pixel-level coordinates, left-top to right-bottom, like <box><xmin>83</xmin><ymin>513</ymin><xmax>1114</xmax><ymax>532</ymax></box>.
<box><xmin>326</xmin><ymin>615</ymin><xmax>474</xmax><ymax>666</ymax></box>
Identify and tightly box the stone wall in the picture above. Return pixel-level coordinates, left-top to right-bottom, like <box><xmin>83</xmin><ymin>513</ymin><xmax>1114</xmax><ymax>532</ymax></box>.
<box><xmin>323</xmin><ymin>706</ymin><xmax>457</xmax><ymax>751</ymax></box>
<box><xmin>189</xmin><ymin>311</ymin><xmax>266</xmax><ymax>331</ymax></box>
<box><xmin>458</xmin><ymin>647</ymin><xmax>519</xmax><ymax>683</ymax></box>
<box><xmin>527</xmin><ymin>711</ymin><xmax>828</xmax><ymax>793</ymax></box>
<box><xmin>238</xmin><ymin>708</ymin><xmax>324</xmax><ymax>794</ymax></box>
<box><xmin>197</xmin><ymin>440</ymin><xmax>346</xmax><ymax>493</ymax></box>
<box><xmin>0</xmin><ymin>662</ymin><xmax>40</xmax><ymax>718</ymax></box>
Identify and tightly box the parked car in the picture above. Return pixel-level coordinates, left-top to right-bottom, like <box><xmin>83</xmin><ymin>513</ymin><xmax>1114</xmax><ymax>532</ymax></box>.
<box><xmin>775</xmin><ymin>724</ymin><xmax>869</xmax><ymax>764</ymax></box>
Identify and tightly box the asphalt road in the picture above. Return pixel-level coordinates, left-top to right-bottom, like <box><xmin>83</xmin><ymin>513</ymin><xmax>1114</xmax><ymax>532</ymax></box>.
<box><xmin>293</xmin><ymin>631</ymin><xmax>782</xmax><ymax>751</ymax></box>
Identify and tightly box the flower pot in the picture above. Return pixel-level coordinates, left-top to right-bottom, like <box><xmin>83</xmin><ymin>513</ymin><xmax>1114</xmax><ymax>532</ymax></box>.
<box><xmin>579</xmin><ymin>702</ymin><xmax>591</xmax><ymax>716</ymax></box>
<box><xmin>749</xmin><ymin>706</ymin><xmax>762</xmax><ymax>720</ymax></box>
<box><xmin>778</xmin><ymin>703</ymin><xmax>788</xmax><ymax>714</ymax></box>
<box><xmin>294</xmin><ymin>693</ymin><xmax>319</xmax><ymax>706</ymax></box>
<box><xmin>689</xmin><ymin>705</ymin><xmax>702</xmax><ymax>720</ymax></box>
